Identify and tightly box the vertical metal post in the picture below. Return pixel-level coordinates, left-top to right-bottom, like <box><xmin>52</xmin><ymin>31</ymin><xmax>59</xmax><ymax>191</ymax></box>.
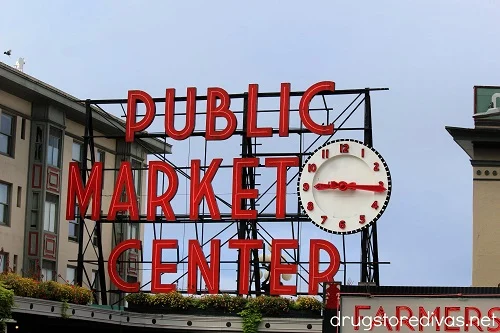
<box><xmin>76</xmin><ymin>102</ymin><xmax>91</xmax><ymax>287</ymax></box>
<box><xmin>238</xmin><ymin>95</ymin><xmax>261</xmax><ymax>296</ymax></box>
<box><xmin>360</xmin><ymin>89</ymin><xmax>380</xmax><ymax>285</ymax></box>
<box><xmin>86</xmin><ymin>100</ymin><xmax>108</xmax><ymax>305</ymax></box>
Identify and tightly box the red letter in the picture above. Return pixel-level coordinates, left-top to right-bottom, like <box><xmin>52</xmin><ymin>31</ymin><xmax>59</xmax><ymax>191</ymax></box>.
<box><xmin>228</xmin><ymin>239</ymin><xmax>263</xmax><ymax>295</ymax></box>
<box><xmin>396</xmin><ymin>306</ymin><xmax>415</xmax><ymax>331</ymax></box>
<box><xmin>108</xmin><ymin>162</ymin><xmax>139</xmax><ymax>220</ymax></box>
<box><xmin>165</xmin><ymin>88</ymin><xmax>196</xmax><ymax>140</ymax></box>
<box><xmin>187</xmin><ymin>239</ymin><xmax>220</xmax><ymax>294</ymax></box>
<box><xmin>488</xmin><ymin>307</ymin><xmax>500</xmax><ymax>332</ymax></box>
<box><xmin>190</xmin><ymin>159</ymin><xmax>221</xmax><ymax>220</ymax></box>
<box><xmin>147</xmin><ymin>161</ymin><xmax>178</xmax><ymax>221</ymax></box>
<box><xmin>444</xmin><ymin>307</ymin><xmax>460</xmax><ymax>332</ymax></box>
<box><xmin>232</xmin><ymin>158</ymin><xmax>259</xmax><ymax>219</ymax></box>
<box><xmin>354</xmin><ymin>305</ymin><xmax>371</xmax><ymax>331</ymax></box>
<box><xmin>66</xmin><ymin>162</ymin><xmax>103</xmax><ymax>221</ymax></box>
<box><xmin>299</xmin><ymin>81</ymin><xmax>335</xmax><ymax>135</ymax></box>
<box><xmin>125</xmin><ymin>90</ymin><xmax>156</xmax><ymax>142</ymax></box>
<box><xmin>265</xmin><ymin>157</ymin><xmax>299</xmax><ymax>218</ymax></box>
<box><xmin>419</xmin><ymin>306</ymin><xmax>441</xmax><ymax>331</ymax></box>
<box><xmin>308</xmin><ymin>239</ymin><xmax>341</xmax><ymax>295</ymax></box>
<box><xmin>205</xmin><ymin>87</ymin><xmax>237</xmax><ymax>140</ymax></box>
<box><xmin>279</xmin><ymin>83</ymin><xmax>291</xmax><ymax>137</ymax></box>
<box><xmin>465</xmin><ymin>307</ymin><xmax>483</xmax><ymax>332</ymax></box>
<box><xmin>270</xmin><ymin>239</ymin><xmax>298</xmax><ymax>295</ymax></box>
<box><xmin>108</xmin><ymin>240</ymin><xmax>141</xmax><ymax>292</ymax></box>
<box><xmin>373</xmin><ymin>306</ymin><xmax>393</xmax><ymax>331</ymax></box>
<box><xmin>247</xmin><ymin>84</ymin><xmax>272</xmax><ymax>137</ymax></box>
<box><xmin>151</xmin><ymin>239</ymin><xmax>177</xmax><ymax>293</ymax></box>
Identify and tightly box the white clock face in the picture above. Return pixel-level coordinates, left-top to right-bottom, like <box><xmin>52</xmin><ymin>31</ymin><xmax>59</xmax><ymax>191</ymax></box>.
<box><xmin>298</xmin><ymin>139</ymin><xmax>391</xmax><ymax>234</ymax></box>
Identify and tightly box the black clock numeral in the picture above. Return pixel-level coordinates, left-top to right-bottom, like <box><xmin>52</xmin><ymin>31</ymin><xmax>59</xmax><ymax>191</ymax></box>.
<box><xmin>340</xmin><ymin>144</ymin><xmax>349</xmax><ymax>153</ymax></box>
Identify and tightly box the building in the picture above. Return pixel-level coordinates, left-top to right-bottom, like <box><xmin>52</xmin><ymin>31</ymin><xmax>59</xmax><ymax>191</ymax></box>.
<box><xmin>447</xmin><ymin>86</ymin><xmax>500</xmax><ymax>287</ymax></box>
<box><xmin>0</xmin><ymin>61</ymin><xmax>170</xmax><ymax>304</ymax></box>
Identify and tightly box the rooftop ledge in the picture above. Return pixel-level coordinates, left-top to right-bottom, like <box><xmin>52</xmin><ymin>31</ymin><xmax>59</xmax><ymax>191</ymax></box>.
<box><xmin>0</xmin><ymin>61</ymin><xmax>171</xmax><ymax>155</ymax></box>
<box><xmin>11</xmin><ymin>296</ymin><xmax>322</xmax><ymax>332</ymax></box>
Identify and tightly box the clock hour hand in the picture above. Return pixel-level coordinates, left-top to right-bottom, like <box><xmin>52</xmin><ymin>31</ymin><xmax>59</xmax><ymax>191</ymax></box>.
<box><xmin>313</xmin><ymin>181</ymin><xmax>386</xmax><ymax>192</ymax></box>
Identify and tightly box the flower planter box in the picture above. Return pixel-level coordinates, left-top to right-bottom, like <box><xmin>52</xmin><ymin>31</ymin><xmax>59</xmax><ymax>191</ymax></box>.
<box><xmin>126</xmin><ymin>302</ymin><xmax>321</xmax><ymax>318</ymax></box>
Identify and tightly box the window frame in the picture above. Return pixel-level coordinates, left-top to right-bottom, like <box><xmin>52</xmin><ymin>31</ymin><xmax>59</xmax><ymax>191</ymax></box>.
<box><xmin>0</xmin><ymin>252</ymin><xmax>8</xmax><ymax>273</ymax></box>
<box><xmin>66</xmin><ymin>265</ymin><xmax>77</xmax><ymax>285</ymax></box>
<box><xmin>0</xmin><ymin>182</ymin><xmax>11</xmax><ymax>227</ymax></box>
<box><xmin>0</xmin><ymin>111</ymin><xmax>16</xmax><ymax>158</ymax></box>
<box><xmin>96</xmin><ymin>149</ymin><xmax>105</xmax><ymax>189</ymax></box>
<box><xmin>72</xmin><ymin>141</ymin><xmax>83</xmax><ymax>166</ymax></box>
<box><xmin>47</xmin><ymin>126</ymin><xmax>62</xmax><ymax>168</ymax></box>
<box><xmin>68</xmin><ymin>204</ymin><xmax>79</xmax><ymax>242</ymax></box>
<box><xmin>41</xmin><ymin>260</ymin><xmax>56</xmax><ymax>282</ymax></box>
<box><xmin>43</xmin><ymin>193</ymin><xmax>59</xmax><ymax>233</ymax></box>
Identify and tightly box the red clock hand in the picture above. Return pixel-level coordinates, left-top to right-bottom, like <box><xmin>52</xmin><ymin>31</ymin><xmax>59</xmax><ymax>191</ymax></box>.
<box><xmin>346</xmin><ymin>182</ymin><xmax>386</xmax><ymax>192</ymax></box>
<box><xmin>313</xmin><ymin>183</ymin><xmax>331</xmax><ymax>190</ymax></box>
<box><xmin>313</xmin><ymin>181</ymin><xmax>386</xmax><ymax>192</ymax></box>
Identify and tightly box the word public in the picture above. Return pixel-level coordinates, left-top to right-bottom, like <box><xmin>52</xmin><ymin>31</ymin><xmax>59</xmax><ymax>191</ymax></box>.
<box><xmin>125</xmin><ymin>81</ymin><xmax>336</xmax><ymax>141</ymax></box>
<box><xmin>65</xmin><ymin>81</ymin><xmax>340</xmax><ymax>295</ymax></box>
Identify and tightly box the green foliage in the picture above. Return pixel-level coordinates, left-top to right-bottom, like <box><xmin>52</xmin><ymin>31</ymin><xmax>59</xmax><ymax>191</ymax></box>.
<box><xmin>125</xmin><ymin>292</ymin><xmax>152</xmax><ymax>306</ymax></box>
<box><xmin>248</xmin><ymin>296</ymin><xmax>291</xmax><ymax>316</ymax></box>
<box><xmin>239</xmin><ymin>301</ymin><xmax>262</xmax><ymax>333</ymax></box>
<box><xmin>0</xmin><ymin>273</ymin><xmax>92</xmax><ymax>305</ymax></box>
<box><xmin>294</xmin><ymin>296</ymin><xmax>323</xmax><ymax>312</ymax></box>
<box><xmin>0</xmin><ymin>282</ymin><xmax>15</xmax><ymax>331</ymax></box>
<box><xmin>150</xmin><ymin>292</ymin><xmax>190</xmax><ymax>310</ymax></box>
<box><xmin>61</xmin><ymin>299</ymin><xmax>70</xmax><ymax>319</ymax></box>
<box><xmin>197</xmin><ymin>294</ymin><xmax>247</xmax><ymax>313</ymax></box>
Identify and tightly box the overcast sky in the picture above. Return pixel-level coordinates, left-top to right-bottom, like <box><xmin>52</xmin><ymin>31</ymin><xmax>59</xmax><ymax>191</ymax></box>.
<box><xmin>2</xmin><ymin>0</ymin><xmax>500</xmax><ymax>292</ymax></box>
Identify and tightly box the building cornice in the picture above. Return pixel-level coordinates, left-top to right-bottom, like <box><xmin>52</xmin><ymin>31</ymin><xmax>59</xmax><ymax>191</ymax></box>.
<box><xmin>0</xmin><ymin>61</ymin><xmax>171</xmax><ymax>155</ymax></box>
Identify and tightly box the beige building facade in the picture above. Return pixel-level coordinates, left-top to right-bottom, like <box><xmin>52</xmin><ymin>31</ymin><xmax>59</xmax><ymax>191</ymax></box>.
<box><xmin>447</xmin><ymin>86</ymin><xmax>500</xmax><ymax>287</ymax></box>
<box><xmin>0</xmin><ymin>62</ymin><xmax>170</xmax><ymax>305</ymax></box>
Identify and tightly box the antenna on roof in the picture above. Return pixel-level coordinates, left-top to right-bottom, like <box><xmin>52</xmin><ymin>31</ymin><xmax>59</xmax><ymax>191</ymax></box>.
<box><xmin>14</xmin><ymin>57</ymin><xmax>25</xmax><ymax>72</ymax></box>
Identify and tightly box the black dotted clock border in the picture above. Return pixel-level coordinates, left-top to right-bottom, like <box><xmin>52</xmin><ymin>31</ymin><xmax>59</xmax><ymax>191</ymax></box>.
<box><xmin>296</xmin><ymin>138</ymin><xmax>392</xmax><ymax>235</ymax></box>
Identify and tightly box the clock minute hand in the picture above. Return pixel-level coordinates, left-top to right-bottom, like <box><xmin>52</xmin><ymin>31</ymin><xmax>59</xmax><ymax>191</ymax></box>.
<box><xmin>345</xmin><ymin>181</ymin><xmax>386</xmax><ymax>193</ymax></box>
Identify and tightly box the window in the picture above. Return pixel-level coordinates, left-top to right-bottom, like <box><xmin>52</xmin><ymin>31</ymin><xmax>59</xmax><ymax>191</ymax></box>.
<box><xmin>12</xmin><ymin>255</ymin><xmax>17</xmax><ymax>273</ymax></box>
<box><xmin>0</xmin><ymin>113</ymin><xmax>15</xmax><ymax>156</ymax></box>
<box><xmin>72</xmin><ymin>141</ymin><xmax>83</xmax><ymax>166</ymax></box>
<box><xmin>30</xmin><ymin>192</ymin><xmax>40</xmax><ymax>228</ymax></box>
<box><xmin>128</xmin><ymin>223</ymin><xmax>138</xmax><ymax>240</ymax></box>
<box><xmin>91</xmin><ymin>270</ymin><xmax>100</xmax><ymax>304</ymax></box>
<box><xmin>21</xmin><ymin>118</ymin><xmax>26</xmax><ymax>140</ymax></box>
<box><xmin>66</xmin><ymin>266</ymin><xmax>76</xmax><ymax>285</ymax></box>
<box><xmin>132</xmin><ymin>159</ymin><xmax>141</xmax><ymax>209</ymax></box>
<box><xmin>132</xmin><ymin>159</ymin><xmax>141</xmax><ymax>194</ymax></box>
<box><xmin>16</xmin><ymin>186</ymin><xmax>21</xmax><ymax>208</ymax></box>
<box><xmin>96</xmin><ymin>150</ymin><xmax>105</xmax><ymax>189</ymax></box>
<box><xmin>34</xmin><ymin>126</ymin><xmax>43</xmax><ymax>162</ymax></box>
<box><xmin>92</xmin><ymin>223</ymin><xmax>98</xmax><ymax>246</ymax></box>
<box><xmin>0</xmin><ymin>183</ymin><xmax>11</xmax><ymax>226</ymax></box>
<box><xmin>47</xmin><ymin>127</ymin><xmax>62</xmax><ymax>167</ymax></box>
<box><xmin>43</xmin><ymin>194</ymin><xmax>58</xmax><ymax>233</ymax></box>
<box><xmin>68</xmin><ymin>204</ymin><xmax>79</xmax><ymax>241</ymax></box>
<box><xmin>0</xmin><ymin>253</ymin><xmax>8</xmax><ymax>273</ymax></box>
<box><xmin>41</xmin><ymin>260</ymin><xmax>55</xmax><ymax>282</ymax></box>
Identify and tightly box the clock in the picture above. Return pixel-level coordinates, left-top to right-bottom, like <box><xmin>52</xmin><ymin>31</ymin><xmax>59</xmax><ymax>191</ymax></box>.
<box><xmin>297</xmin><ymin>139</ymin><xmax>391</xmax><ymax>234</ymax></box>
